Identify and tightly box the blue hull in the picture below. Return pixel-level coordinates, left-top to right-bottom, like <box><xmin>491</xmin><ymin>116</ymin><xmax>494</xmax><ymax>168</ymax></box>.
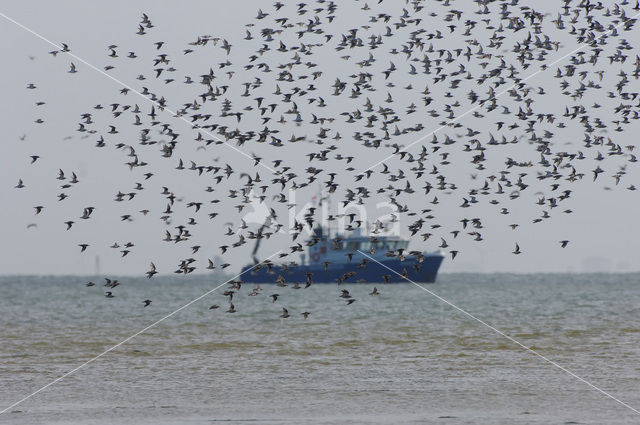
<box><xmin>241</xmin><ymin>254</ymin><xmax>444</xmax><ymax>284</ymax></box>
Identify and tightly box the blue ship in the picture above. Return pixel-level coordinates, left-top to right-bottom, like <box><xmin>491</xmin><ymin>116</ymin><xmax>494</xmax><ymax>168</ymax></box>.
<box><xmin>241</xmin><ymin>226</ymin><xmax>444</xmax><ymax>284</ymax></box>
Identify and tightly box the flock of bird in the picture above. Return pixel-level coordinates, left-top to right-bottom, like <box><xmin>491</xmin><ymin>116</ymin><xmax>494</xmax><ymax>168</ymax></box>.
<box><xmin>14</xmin><ymin>0</ymin><xmax>640</xmax><ymax>318</ymax></box>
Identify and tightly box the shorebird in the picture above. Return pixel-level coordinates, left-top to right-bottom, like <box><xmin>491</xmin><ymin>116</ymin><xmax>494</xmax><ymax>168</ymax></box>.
<box><xmin>339</xmin><ymin>289</ymin><xmax>351</xmax><ymax>299</ymax></box>
<box><xmin>146</xmin><ymin>262</ymin><xmax>157</xmax><ymax>278</ymax></box>
<box><xmin>15</xmin><ymin>2</ymin><xmax>640</xmax><ymax>315</ymax></box>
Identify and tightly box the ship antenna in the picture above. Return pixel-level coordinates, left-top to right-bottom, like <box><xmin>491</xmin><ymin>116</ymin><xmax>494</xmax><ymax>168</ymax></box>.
<box><xmin>328</xmin><ymin>195</ymin><xmax>331</xmax><ymax>240</ymax></box>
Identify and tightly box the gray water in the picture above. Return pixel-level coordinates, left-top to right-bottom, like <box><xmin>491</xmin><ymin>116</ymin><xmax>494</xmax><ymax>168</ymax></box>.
<box><xmin>1</xmin><ymin>273</ymin><xmax>639</xmax><ymax>424</ymax></box>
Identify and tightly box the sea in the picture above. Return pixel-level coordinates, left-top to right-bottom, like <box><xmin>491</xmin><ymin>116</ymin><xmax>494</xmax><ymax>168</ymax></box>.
<box><xmin>1</xmin><ymin>273</ymin><xmax>639</xmax><ymax>425</ymax></box>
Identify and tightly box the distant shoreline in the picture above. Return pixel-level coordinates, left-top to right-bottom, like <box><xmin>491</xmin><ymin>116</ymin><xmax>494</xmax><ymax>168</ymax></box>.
<box><xmin>1</xmin><ymin>271</ymin><xmax>639</xmax><ymax>278</ymax></box>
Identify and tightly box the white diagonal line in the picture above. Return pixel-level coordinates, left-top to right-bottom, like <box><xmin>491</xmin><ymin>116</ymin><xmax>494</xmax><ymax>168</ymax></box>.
<box><xmin>0</xmin><ymin>11</ymin><xmax>277</xmax><ymax>174</ymax></box>
<box><xmin>356</xmin><ymin>250</ymin><xmax>640</xmax><ymax>415</ymax></box>
<box><xmin>361</xmin><ymin>11</ymin><xmax>640</xmax><ymax>173</ymax></box>
<box><xmin>0</xmin><ymin>250</ymin><xmax>281</xmax><ymax>416</ymax></box>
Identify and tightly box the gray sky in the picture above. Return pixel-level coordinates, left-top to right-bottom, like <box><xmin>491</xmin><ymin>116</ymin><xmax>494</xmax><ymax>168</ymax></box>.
<box><xmin>1</xmin><ymin>1</ymin><xmax>639</xmax><ymax>276</ymax></box>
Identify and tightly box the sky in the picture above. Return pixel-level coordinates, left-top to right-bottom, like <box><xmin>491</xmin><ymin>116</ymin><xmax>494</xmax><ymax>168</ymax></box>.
<box><xmin>1</xmin><ymin>0</ymin><xmax>639</xmax><ymax>276</ymax></box>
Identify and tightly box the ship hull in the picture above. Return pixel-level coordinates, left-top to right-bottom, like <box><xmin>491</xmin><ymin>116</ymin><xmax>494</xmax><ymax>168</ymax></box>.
<box><xmin>241</xmin><ymin>254</ymin><xmax>444</xmax><ymax>284</ymax></box>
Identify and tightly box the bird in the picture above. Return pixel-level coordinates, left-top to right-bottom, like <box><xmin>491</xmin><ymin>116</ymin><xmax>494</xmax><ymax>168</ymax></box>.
<box><xmin>146</xmin><ymin>262</ymin><xmax>157</xmax><ymax>278</ymax></box>
<box><xmin>15</xmin><ymin>2</ymin><xmax>640</xmax><ymax>315</ymax></box>
<box><xmin>280</xmin><ymin>307</ymin><xmax>290</xmax><ymax>318</ymax></box>
<box><xmin>142</xmin><ymin>299</ymin><xmax>152</xmax><ymax>307</ymax></box>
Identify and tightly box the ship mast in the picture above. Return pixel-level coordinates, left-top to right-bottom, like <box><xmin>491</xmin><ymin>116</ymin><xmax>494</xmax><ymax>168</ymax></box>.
<box><xmin>327</xmin><ymin>193</ymin><xmax>331</xmax><ymax>240</ymax></box>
